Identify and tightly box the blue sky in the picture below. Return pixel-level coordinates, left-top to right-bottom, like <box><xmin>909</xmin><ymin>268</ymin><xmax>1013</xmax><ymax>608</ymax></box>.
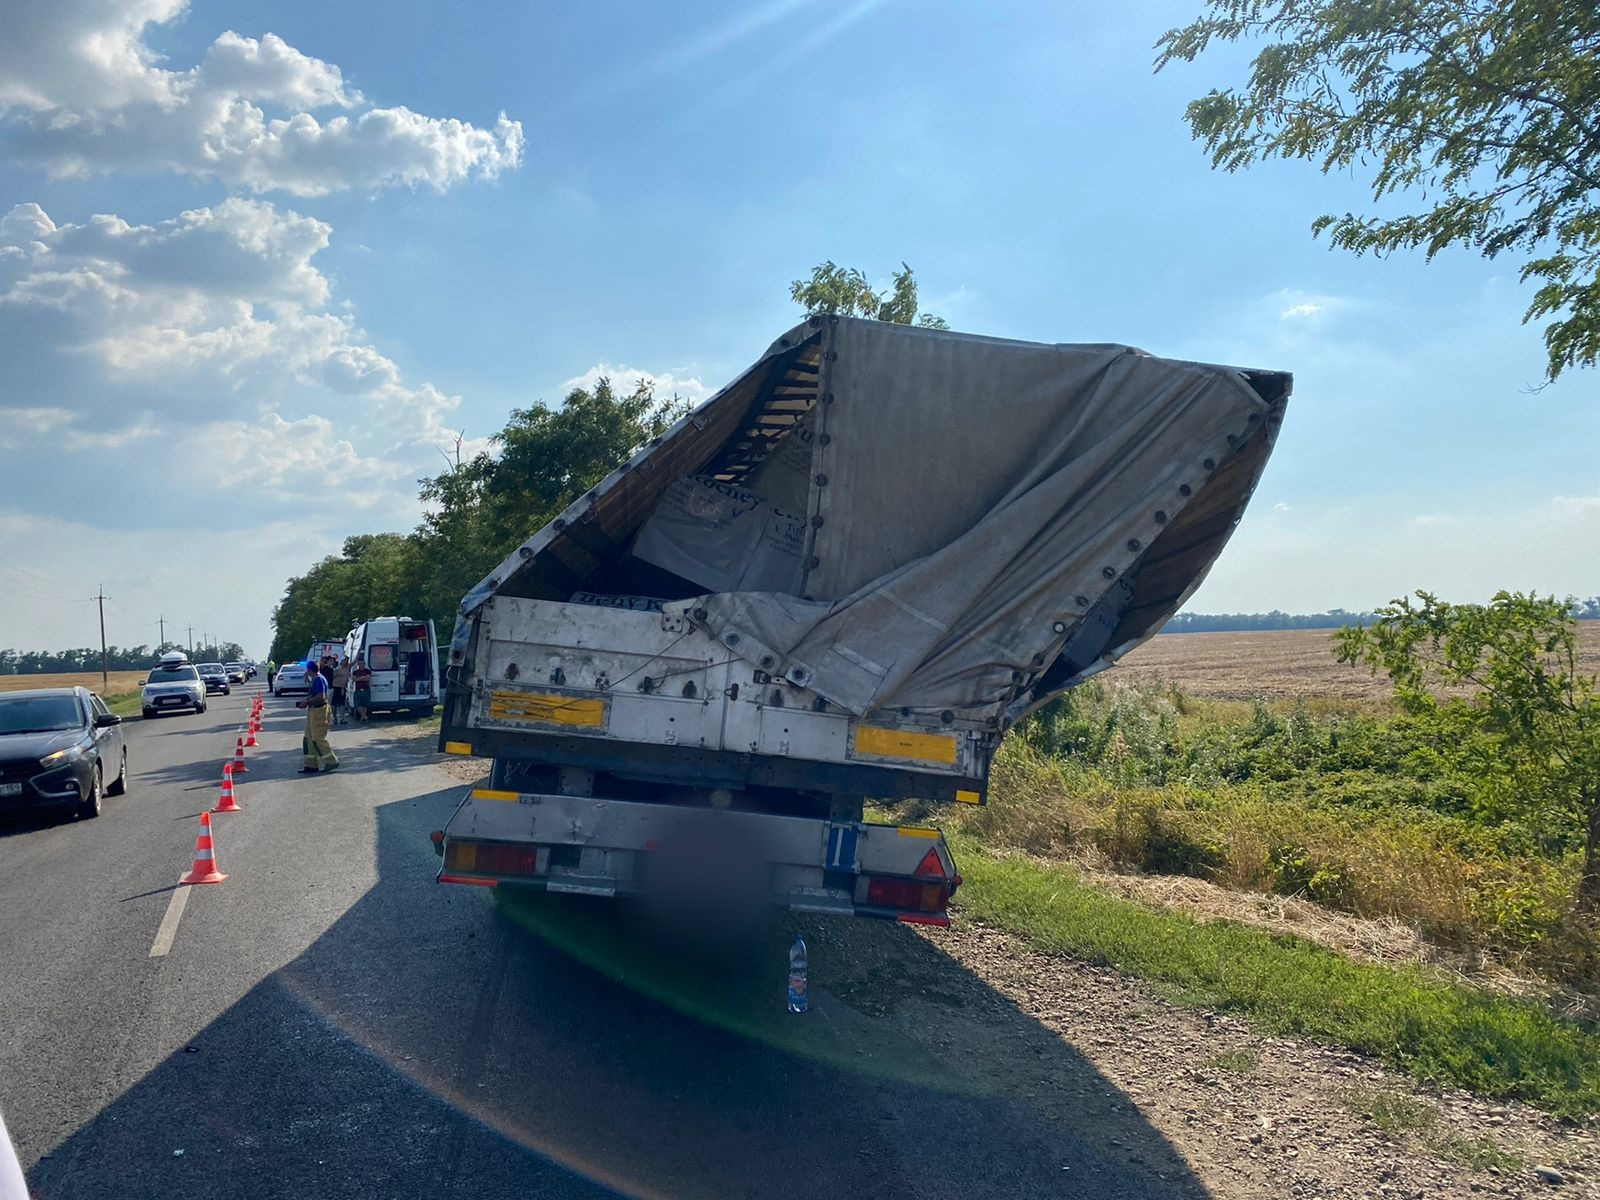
<box><xmin>1</xmin><ymin>0</ymin><xmax>1595</xmax><ymax>657</ymax></box>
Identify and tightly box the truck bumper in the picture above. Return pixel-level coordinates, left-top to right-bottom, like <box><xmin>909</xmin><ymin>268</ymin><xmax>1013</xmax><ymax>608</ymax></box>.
<box><xmin>437</xmin><ymin>788</ymin><xmax>959</xmax><ymax>925</ymax></box>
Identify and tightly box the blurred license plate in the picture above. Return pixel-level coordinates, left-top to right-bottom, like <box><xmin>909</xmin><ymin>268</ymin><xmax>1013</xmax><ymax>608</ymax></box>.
<box><xmin>0</xmin><ymin>783</ymin><xmax>21</xmax><ymax>796</ymax></box>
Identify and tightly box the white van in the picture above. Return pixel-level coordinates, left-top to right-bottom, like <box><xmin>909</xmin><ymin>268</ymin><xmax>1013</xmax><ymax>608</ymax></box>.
<box><xmin>345</xmin><ymin>617</ymin><xmax>439</xmax><ymax>717</ymax></box>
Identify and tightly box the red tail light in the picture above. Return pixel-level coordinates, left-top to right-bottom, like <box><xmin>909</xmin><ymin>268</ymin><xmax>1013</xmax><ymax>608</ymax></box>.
<box><xmin>866</xmin><ymin>876</ymin><xmax>951</xmax><ymax>913</ymax></box>
<box><xmin>443</xmin><ymin>840</ymin><xmax>541</xmax><ymax>877</ymax></box>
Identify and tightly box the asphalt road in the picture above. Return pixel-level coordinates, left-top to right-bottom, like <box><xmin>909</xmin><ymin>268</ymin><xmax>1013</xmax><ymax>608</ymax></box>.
<box><xmin>0</xmin><ymin>687</ymin><xmax>1210</xmax><ymax>1200</ymax></box>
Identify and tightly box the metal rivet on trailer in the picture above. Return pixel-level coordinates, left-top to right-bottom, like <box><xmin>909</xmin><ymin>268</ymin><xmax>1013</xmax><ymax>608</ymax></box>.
<box><xmin>823</xmin><ymin>392</ymin><xmax>835</xmax><ymax>404</ymax></box>
<box><xmin>1032</xmin><ymin>654</ymin><xmax>1045</xmax><ymax>666</ymax></box>
<box><xmin>827</xmin><ymin>351</ymin><xmax>838</xmax><ymax>361</ymax></box>
<box><xmin>1102</xmin><ymin>566</ymin><xmax>1117</xmax><ymax>579</ymax></box>
<box><xmin>553</xmin><ymin>518</ymin><xmax>566</xmax><ymax>530</ymax></box>
<box><xmin>814</xmin><ymin>474</ymin><xmax>829</xmax><ymax>486</ymax></box>
<box><xmin>807</xmin><ymin>556</ymin><xmax>821</xmax><ymax>569</ymax></box>
<box><xmin>1179</xmin><ymin>484</ymin><xmax>1193</xmax><ymax>497</ymax></box>
<box><xmin>488</xmin><ymin>577</ymin><xmax>500</xmax><ymax>588</ymax></box>
<box><xmin>789</xmin><ymin>668</ymin><xmax>807</xmax><ymax>683</ymax></box>
<box><xmin>518</xmin><ymin>546</ymin><xmax>533</xmax><ymax>558</ymax></box>
<box><xmin>1203</xmin><ymin>458</ymin><xmax>1215</xmax><ymax>471</ymax></box>
<box><xmin>811</xmin><ymin>515</ymin><xmax>825</xmax><ymax>528</ymax></box>
<box><xmin>759</xmin><ymin>654</ymin><xmax>774</xmax><ymax>668</ymax></box>
<box><xmin>1052</xmin><ymin>621</ymin><xmax>1067</xmax><ymax>634</ymax></box>
<box><xmin>941</xmin><ymin>710</ymin><xmax>954</xmax><ymax>725</ymax></box>
<box><xmin>725</xmin><ymin>633</ymin><xmax>741</xmax><ymax>646</ymax></box>
<box><xmin>1075</xmin><ymin>595</ymin><xmax>1090</xmax><ymax>607</ymax></box>
<box><xmin>1226</xmin><ymin>433</ymin><xmax>1238</xmax><ymax>446</ymax></box>
<box><xmin>779</xmin><ymin>338</ymin><xmax>791</xmax><ymax>347</ymax></box>
<box><xmin>817</xmin><ymin>433</ymin><xmax>831</xmax><ymax>446</ymax></box>
<box><xmin>1127</xmin><ymin>538</ymin><xmax>1141</xmax><ymax>552</ymax></box>
<box><xmin>1154</xmin><ymin>511</ymin><xmax>1168</xmax><ymax>524</ymax></box>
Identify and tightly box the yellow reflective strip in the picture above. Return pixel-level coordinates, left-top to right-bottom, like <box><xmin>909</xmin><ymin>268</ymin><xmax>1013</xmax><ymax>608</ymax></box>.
<box><xmin>896</xmin><ymin>826</ymin><xmax>941</xmax><ymax>839</ymax></box>
<box><xmin>443</xmin><ymin>741</ymin><xmax>473</xmax><ymax>756</ymax></box>
<box><xmin>471</xmin><ymin>788</ymin><xmax>519</xmax><ymax>802</ymax></box>
<box><xmin>852</xmin><ymin>724</ymin><xmax>958</xmax><ymax>765</ymax></box>
<box><xmin>488</xmin><ymin>691</ymin><xmax>606</xmax><ymax>728</ymax></box>
<box><xmin>955</xmin><ymin>789</ymin><xmax>981</xmax><ymax>805</ymax></box>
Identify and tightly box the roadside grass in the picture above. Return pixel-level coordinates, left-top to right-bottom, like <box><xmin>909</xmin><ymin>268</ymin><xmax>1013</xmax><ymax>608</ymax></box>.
<box><xmin>949</xmin><ymin>837</ymin><xmax>1600</xmax><ymax>1118</ymax></box>
<box><xmin>1340</xmin><ymin>1083</ymin><xmax>1527</xmax><ymax>1173</ymax></box>
<box><xmin>106</xmin><ymin>691</ymin><xmax>143</xmax><ymax>718</ymax></box>
<box><xmin>1206</xmin><ymin>1047</ymin><xmax>1260</xmax><ymax>1075</ymax></box>
<box><xmin>956</xmin><ymin>681</ymin><xmax>1599</xmax><ymax>988</ymax></box>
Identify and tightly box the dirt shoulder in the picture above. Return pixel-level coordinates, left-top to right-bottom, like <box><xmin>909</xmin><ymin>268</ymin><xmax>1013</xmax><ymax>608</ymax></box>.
<box><xmin>839</xmin><ymin>916</ymin><xmax>1597</xmax><ymax>1198</ymax></box>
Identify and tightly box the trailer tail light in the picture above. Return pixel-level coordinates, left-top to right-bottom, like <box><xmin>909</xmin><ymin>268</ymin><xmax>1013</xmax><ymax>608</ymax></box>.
<box><xmin>866</xmin><ymin>848</ymin><xmax>956</xmax><ymax>917</ymax></box>
<box><xmin>442</xmin><ymin>840</ymin><xmax>541</xmax><ymax>878</ymax></box>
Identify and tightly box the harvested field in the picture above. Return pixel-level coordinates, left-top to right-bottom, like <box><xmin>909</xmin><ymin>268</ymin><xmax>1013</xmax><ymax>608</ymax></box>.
<box><xmin>1111</xmin><ymin>621</ymin><xmax>1600</xmax><ymax>701</ymax></box>
<box><xmin>0</xmin><ymin>670</ymin><xmax>148</xmax><ymax>697</ymax></box>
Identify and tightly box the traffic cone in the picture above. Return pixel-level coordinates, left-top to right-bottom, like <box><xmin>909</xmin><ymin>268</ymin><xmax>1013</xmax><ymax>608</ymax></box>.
<box><xmin>179</xmin><ymin>811</ymin><xmax>228</xmax><ymax>884</ymax></box>
<box><xmin>212</xmin><ymin>763</ymin><xmax>242</xmax><ymax>813</ymax></box>
<box><xmin>232</xmin><ymin>735</ymin><xmax>249</xmax><ymax>774</ymax></box>
<box><xmin>245</xmin><ymin>722</ymin><xmax>259</xmax><ymax>748</ymax></box>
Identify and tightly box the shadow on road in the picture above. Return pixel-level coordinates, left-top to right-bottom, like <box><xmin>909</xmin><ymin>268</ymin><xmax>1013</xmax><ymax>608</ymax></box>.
<box><xmin>27</xmin><ymin>766</ymin><xmax>1211</xmax><ymax>1200</ymax></box>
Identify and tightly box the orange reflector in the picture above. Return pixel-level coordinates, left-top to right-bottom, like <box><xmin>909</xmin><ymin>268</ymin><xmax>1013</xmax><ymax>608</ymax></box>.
<box><xmin>914</xmin><ymin>847</ymin><xmax>945</xmax><ymax>878</ymax></box>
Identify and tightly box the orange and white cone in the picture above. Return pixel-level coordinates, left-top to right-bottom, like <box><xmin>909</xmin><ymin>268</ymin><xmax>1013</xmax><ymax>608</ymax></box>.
<box><xmin>213</xmin><ymin>762</ymin><xmax>242</xmax><ymax>813</ymax></box>
<box><xmin>232</xmin><ymin>735</ymin><xmax>249</xmax><ymax>774</ymax></box>
<box><xmin>244</xmin><ymin>722</ymin><xmax>259</xmax><ymax>748</ymax></box>
<box><xmin>179</xmin><ymin>811</ymin><xmax>228</xmax><ymax>884</ymax></box>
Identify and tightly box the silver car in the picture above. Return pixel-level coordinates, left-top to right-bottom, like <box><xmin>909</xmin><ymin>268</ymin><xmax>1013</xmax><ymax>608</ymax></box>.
<box><xmin>141</xmin><ymin>663</ymin><xmax>206</xmax><ymax>717</ymax></box>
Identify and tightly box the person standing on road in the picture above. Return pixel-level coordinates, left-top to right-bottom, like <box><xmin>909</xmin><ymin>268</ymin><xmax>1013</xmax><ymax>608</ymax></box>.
<box><xmin>350</xmin><ymin>654</ymin><xmax>373</xmax><ymax>723</ymax></box>
<box><xmin>331</xmin><ymin>656</ymin><xmax>351</xmax><ymax>725</ymax></box>
<box><xmin>266</xmin><ymin>659</ymin><xmax>277</xmax><ymax>690</ymax></box>
<box><xmin>296</xmin><ymin>660</ymin><xmax>340</xmax><ymax>772</ymax></box>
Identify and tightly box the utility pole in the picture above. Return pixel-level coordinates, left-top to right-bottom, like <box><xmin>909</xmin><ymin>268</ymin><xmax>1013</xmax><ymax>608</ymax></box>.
<box><xmin>96</xmin><ymin>587</ymin><xmax>109</xmax><ymax>691</ymax></box>
<box><xmin>158</xmin><ymin>614</ymin><xmax>166</xmax><ymax>651</ymax></box>
<box><xmin>187</xmin><ymin>626</ymin><xmax>194</xmax><ymax>657</ymax></box>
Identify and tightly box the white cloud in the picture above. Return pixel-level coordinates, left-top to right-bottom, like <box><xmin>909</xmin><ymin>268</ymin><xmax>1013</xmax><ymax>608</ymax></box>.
<box><xmin>0</xmin><ymin>198</ymin><xmax>455</xmax><ymax>442</ymax></box>
<box><xmin>1280</xmin><ymin>302</ymin><xmax>1321</xmax><ymax>320</ymax></box>
<box><xmin>0</xmin><ymin>3</ymin><xmax>523</xmax><ymax>196</ymax></box>
<box><xmin>562</xmin><ymin>362</ymin><xmax>714</xmax><ymax>407</ymax></box>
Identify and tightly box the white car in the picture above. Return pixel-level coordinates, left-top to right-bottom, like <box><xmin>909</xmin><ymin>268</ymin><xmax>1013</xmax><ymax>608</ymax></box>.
<box><xmin>141</xmin><ymin>653</ymin><xmax>206</xmax><ymax>717</ymax></box>
<box><xmin>273</xmin><ymin>662</ymin><xmax>310</xmax><ymax>695</ymax></box>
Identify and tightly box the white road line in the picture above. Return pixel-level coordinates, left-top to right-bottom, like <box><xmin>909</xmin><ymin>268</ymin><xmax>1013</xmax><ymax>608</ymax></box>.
<box><xmin>148</xmin><ymin>885</ymin><xmax>192</xmax><ymax>958</ymax></box>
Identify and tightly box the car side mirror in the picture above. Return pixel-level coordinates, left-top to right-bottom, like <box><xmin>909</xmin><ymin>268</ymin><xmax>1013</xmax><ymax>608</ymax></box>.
<box><xmin>95</xmin><ymin>713</ymin><xmax>122</xmax><ymax>727</ymax></box>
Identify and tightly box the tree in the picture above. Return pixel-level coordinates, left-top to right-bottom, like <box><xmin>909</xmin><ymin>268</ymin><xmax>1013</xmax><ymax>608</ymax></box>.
<box><xmin>1156</xmin><ymin>1</ymin><xmax>1600</xmax><ymax>380</ymax></box>
<box><xmin>790</xmin><ymin>261</ymin><xmax>950</xmax><ymax>328</ymax></box>
<box><xmin>1334</xmin><ymin>591</ymin><xmax>1600</xmax><ymax>913</ymax></box>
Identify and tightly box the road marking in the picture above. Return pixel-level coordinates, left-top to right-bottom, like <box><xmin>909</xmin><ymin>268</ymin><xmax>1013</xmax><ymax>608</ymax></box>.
<box><xmin>148</xmin><ymin>885</ymin><xmax>192</xmax><ymax>958</ymax></box>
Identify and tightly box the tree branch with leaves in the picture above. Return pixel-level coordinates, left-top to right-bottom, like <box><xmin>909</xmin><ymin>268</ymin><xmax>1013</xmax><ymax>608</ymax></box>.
<box><xmin>1156</xmin><ymin>0</ymin><xmax>1600</xmax><ymax>380</ymax></box>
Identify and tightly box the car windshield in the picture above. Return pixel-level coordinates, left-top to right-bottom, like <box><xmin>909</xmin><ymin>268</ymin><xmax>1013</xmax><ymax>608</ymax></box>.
<box><xmin>200</xmin><ymin>664</ymin><xmax>225</xmax><ymax>673</ymax></box>
<box><xmin>0</xmin><ymin>694</ymin><xmax>82</xmax><ymax>734</ymax></box>
<box><xmin>147</xmin><ymin>666</ymin><xmax>198</xmax><ymax>682</ymax></box>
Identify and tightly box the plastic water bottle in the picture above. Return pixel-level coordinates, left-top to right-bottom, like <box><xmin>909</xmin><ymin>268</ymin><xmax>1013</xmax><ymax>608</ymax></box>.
<box><xmin>787</xmin><ymin>933</ymin><xmax>809</xmax><ymax>1014</ymax></box>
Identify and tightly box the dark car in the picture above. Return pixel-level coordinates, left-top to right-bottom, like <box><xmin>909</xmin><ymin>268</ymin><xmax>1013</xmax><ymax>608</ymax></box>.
<box><xmin>0</xmin><ymin>688</ymin><xmax>127</xmax><ymax>820</ymax></box>
<box><xmin>198</xmin><ymin>663</ymin><xmax>231</xmax><ymax>695</ymax></box>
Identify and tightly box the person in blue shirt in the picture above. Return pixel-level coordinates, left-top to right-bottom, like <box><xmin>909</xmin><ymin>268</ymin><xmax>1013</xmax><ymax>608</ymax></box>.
<box><xmin>295</xmin><ymin>660</ymin><xmax>340</xmax><ymax>772</ymax></box>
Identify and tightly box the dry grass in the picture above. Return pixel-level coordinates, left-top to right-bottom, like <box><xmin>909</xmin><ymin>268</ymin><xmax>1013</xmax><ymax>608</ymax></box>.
<box><xmin>0</xmin><ymin>670</ymin><xmax>148</xmax><ymax>697</ymax></box>
<box><xmin>1113</xmin><ymin>621</ymin><xmax>1600</xmax><ymax>701</ymax></box>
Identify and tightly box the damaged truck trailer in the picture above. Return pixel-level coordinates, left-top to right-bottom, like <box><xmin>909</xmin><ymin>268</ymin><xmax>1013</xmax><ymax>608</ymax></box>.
<box><xmin>434</xmin><ymin>316</ymin><xmax>1290</xmax><ymax>926</ymax></box>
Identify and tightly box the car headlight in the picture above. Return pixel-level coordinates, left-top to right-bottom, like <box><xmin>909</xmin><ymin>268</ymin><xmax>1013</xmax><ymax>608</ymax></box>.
<box><xmin>40</xmin><ymin>745</ymin><xmax>84</xmax><ymax>767</ymax></box>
